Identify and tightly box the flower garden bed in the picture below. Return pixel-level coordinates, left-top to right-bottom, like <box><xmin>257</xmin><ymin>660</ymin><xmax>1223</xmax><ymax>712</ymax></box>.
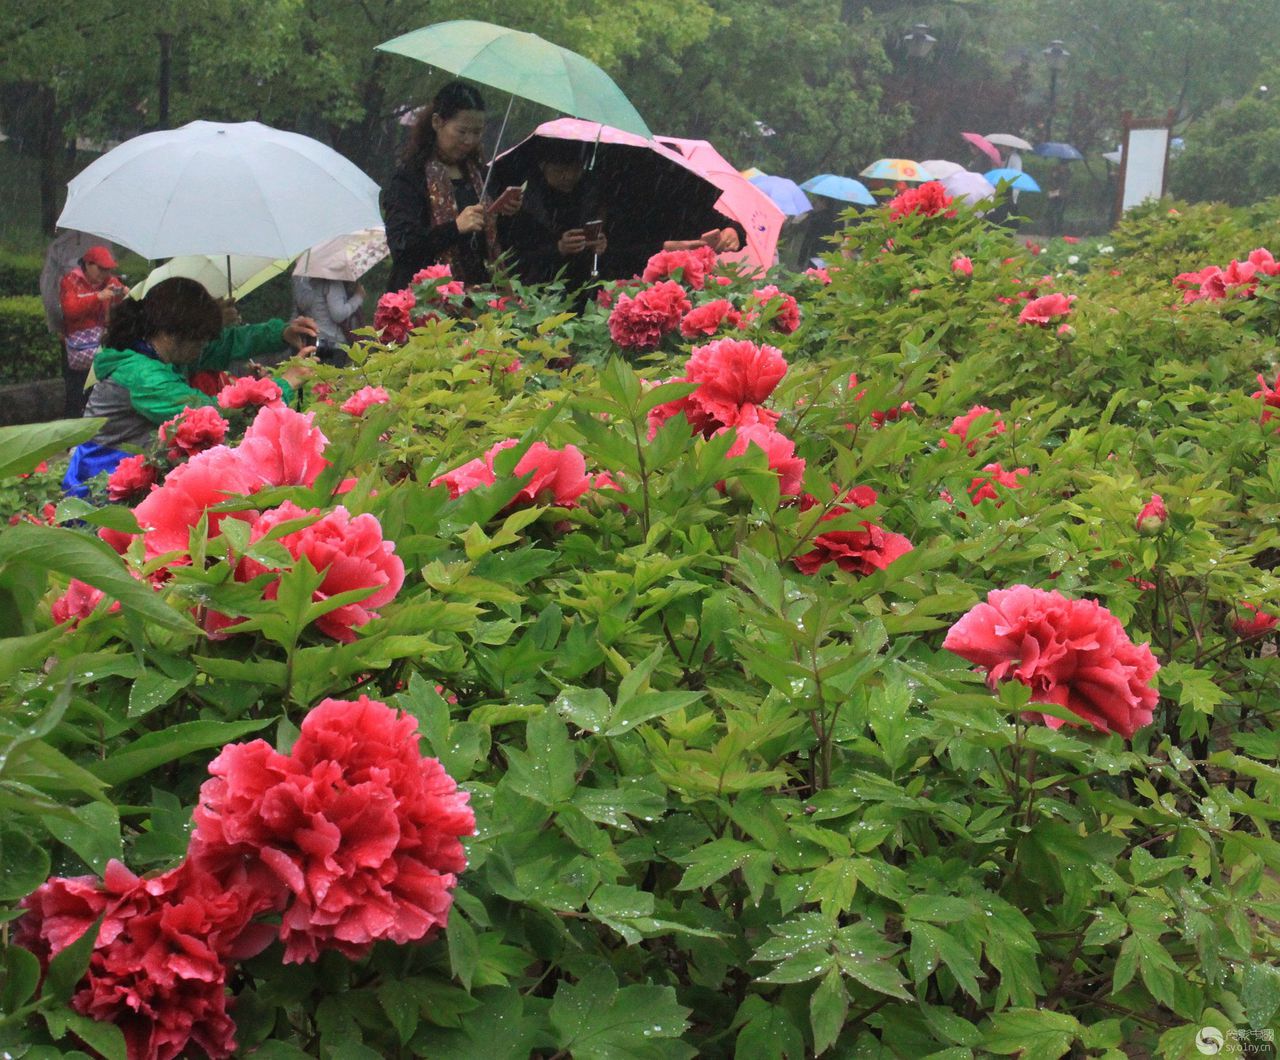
<box><xmin>1</xmin><ymin>190</ymin><xmax>1279</xmax><ymax>1059</ymax></box>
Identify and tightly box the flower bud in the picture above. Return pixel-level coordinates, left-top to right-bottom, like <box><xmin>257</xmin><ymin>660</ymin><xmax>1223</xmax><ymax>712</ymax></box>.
<box><xmin>1136</xmin><ymin>493</ymin><xmax>1167</xmax><ymax>535</ymax></box>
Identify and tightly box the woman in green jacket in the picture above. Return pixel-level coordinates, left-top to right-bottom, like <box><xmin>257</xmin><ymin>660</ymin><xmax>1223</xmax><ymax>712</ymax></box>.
<box><xmin>64</xmin><ymin>277</ymin><xmax>317</xmax><ymax>496</ymax></box>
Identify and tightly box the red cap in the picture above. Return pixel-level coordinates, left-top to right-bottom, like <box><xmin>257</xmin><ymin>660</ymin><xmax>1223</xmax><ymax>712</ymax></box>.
<box><xmin>83</xmin><ymin>245</ymin><xmax>118</xmax><ymax>269</ymax></box>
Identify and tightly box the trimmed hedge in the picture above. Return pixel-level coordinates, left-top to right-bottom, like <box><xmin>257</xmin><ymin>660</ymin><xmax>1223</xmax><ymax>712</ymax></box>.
<box><xmin>0</xmin><ymin>247</ymin><xmax>44</xmax><ymax>297</ymax></box>
<box><xmin>0</xmin><ymin>295</ymin><xmax>61</xmax><ymax>384</ymax></box>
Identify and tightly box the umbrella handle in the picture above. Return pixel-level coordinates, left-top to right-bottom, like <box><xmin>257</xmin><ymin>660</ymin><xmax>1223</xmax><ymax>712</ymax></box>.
<box><xmin>481</xmin><ymin>95</ymin><xmax>516</xmax><ymax>202</ymax></box>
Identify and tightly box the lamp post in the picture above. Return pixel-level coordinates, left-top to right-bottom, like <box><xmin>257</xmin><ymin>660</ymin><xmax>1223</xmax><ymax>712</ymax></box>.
<box><xmin>1042</xmin><ymin>39</ymin><xmax>1070</xmax><ymax>141</ymax></box>
<box><xmin>903</xmin><ymin>24</ymin><xmax>936</xmax><ymax>153</ymax></box>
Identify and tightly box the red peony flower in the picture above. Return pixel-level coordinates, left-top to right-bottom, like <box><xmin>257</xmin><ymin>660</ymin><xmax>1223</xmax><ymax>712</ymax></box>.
<box><xmin>887</xmin><ymin>181</ymin><xmax>955</xmax><ymax>221</ymax></box>
<box><xmin>607</xmin><ymin>281</ymin><xmax>691</xmax><ymax>351</ymax></box>
<box><xmin>107</xmin><ymin>454</ymin><xmax>158</xmax><ymax>503</ymax></box>
<box><xmin>794</xmin><ymin>521</ymin><xmax>913</xmax><ymax>576</ymax></box>
<box><xmin>870</xmin><ymin>401</ymin><xmax>915</xmax><ymax>428</ymax></box>
<box><xmin>132</xmin><ymin>446</ymin><xmax>261</xmax><ymax>563</ymax></box>
<box><xmin>190</xmin><ymin>696</ymin><xmax>475</xmax><ymax>965</ymax></box>
<box><xmin>680</xmin><ymin>299</ymin><xmax>742</xmax><ymax>338</ymax></box>
<box><xmin>683</xmin><ymin>337</ymin><xmax>788</xmax><ymax>430</ymax></box>
<box><xmin>340</xmin><ymin>386</ymin><xmax>391</xmax><ymax>417</ymax></box>
<box><xmin>374</xmin><ymin>289</ymin><xmax>417</xmax><ymax>343</ymax></box>
<box><xmin>803</xmin><ymin>266</ymin><xmax>832</xmax><ymax>285</ymax></box>
<box><xmin>216</xmin><ymin>376</ymin><xmax>283</xmax><ymax>411</ymax></box>
<box><xmin>1018</xmin><ymin>292</ymin><xmax>1076</xmax><ymax>326</ymax></box>
<box><xmin>943</xmin><ymin>585</ymin><xmax>1159</xmax><ymax>739</ymax></box>
<box><xmin>968</xmin><ymin>463</ymin><xmax>1030</xmax><ymax>506</ymax></box>
<box><xmin>158</xmin><ymin>406</ymin><xmax>227</xmax><ymax>462</ymax></box>
<box><xmin>51</xmin><ymin>579</ymin><xmax>119</xmax><ymax>626</ymax></box>
<box><xmin>411</xmin><ymin>264</ymin><xmax>465</xmax><ymax>299</ymax></box>
<box><xmin>1136</xmin><ymin>493</ymin><xmax>1167</xmax><ymax>534</ymax></box>
<box><xmin>943</xmin><ymin>405</ymin><xmax>1006</xmax><ymax>454</ymax></box>
<box><xmin>1232</xmin><ymin>603</ymin><xmax>1277</xmax><ymax>639</ymax></box>
<box><xmin>235</xmin><ymin>405</ymin><xmax>331</xmax><ymax>489</ymax></box>
<box><xmin>430</xmin><ymin>454</ymin><xmax>497</xmax><ymax>499</ymax></box>
<box><xmin>642</xmin><ymin>246</ymin><xmax>718</xmax><ymax>289</ymax></box>
<box><xmin>747</xmin><ymin>285</ymin><xmax>801</xmax><ymax>334</ymax></box>
<box><xmin>951</xmin><ymin>256</ymin><xmax>973</xmax><ymax>276</ymax></box>
<box><xmin>1254</xmin><ymin>371</ymin><xmax>1280</xmax><ymax>427</ymax></box>
<box><xmin>507</xmin><ymin>441</ymin><xmax>594</xmax><ymax>507</ymax></box>
<box><xmin>718</xmin><ymin>423</ymin><xmax>806</xmax><ymax>496</ymax></box>
<box><xmin>237</xmin><ymin>501</ymin><xmax>405</xmax><ymax>642</ymax></box>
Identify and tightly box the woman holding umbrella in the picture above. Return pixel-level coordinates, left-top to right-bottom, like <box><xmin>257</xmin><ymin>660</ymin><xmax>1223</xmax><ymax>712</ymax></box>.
<box><xmin>381</xmin><ymin>81</ymin><xmax>524</xmax><ymax>291</ymax></box>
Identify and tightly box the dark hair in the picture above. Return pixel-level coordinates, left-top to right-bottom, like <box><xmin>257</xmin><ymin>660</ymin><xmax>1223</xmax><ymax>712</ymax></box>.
<box><xmin>537</xmin><ymin>138</ymin><xmax>588</xmax><ymax>168</ymax></box>
<box><xmin>104</xmin><ymin>277</ymin><xmax>223</xmax><ymax>352</ymax></box>
<box><xmin>400</xmin><ymin>80</ymin><xmax>487</xmax><ymax>168</ymax></box>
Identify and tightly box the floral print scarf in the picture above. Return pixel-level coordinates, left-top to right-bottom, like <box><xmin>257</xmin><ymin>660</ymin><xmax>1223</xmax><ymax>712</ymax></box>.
<box><xmin>423</xmin><ymin>157</ymin><xmax>499</xmax><ymax>273</ymax></box>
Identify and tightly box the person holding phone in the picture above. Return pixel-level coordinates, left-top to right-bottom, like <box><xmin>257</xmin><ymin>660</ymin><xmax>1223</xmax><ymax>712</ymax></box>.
<box><xmin>381</xmin><ymin>81</ymin><xmax>523</xmax><ymax>292</ymax></box>
<box><xmin>499</xmin><ymin>138</ymin><xmax>607</xmax><ymax>298</ymax></box>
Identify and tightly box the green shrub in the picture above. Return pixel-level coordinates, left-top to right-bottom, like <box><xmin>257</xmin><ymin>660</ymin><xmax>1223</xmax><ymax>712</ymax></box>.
<box><xmin>0</xmin><ymin>246</ymin><xmax>43</xmax><ymax>297</ymax></box>
<box><xmin>0</xmin><ymin>294</ymin><xmax>61</xmax><ymax>384</ymax></box>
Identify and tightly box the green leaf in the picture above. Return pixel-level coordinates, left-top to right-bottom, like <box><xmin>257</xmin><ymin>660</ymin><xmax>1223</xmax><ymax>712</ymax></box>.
<box><xmin>733</xmin><ymin>996</ymin><xmax>805</xmax><ymax>1060</ymax></box>
<box><xmin>1241</xmin><ymin>961</ymin><xmax>1280</xmax><ymax>1030</ymax></box>
<box><xmin>983</xmin><ymin>1008</ymin><xmax>1082</xmax><ymax>1060</ymax></box>
<box><xmin>88</xmin><ymin>718</ymin><xmax>273</xmax><ymax>786</ymax></box>
<box><xmin>550</xmin><ymin>967</ymin><xmax>692</xmax><ymax>1060</ymax></box>
<box><xmin>45</xmin><ymin>1010</ymin><xmax>126</xmax><ymax>1060</ymax></box>
<box><xmin>41</xmin><ymin>802</ymin><xmax>121</xmax><ymax>872</ymax></box>
<box><xmin>44</xmin><ymin>915</ymin><xmax>103</xmax><ymax>1004</ymax></box>
<box><xmin>0</xmin><ymin>418</ymin><xmax>105</xmax><ymax>480</ymax></box>
<box><xmin>810</xmin><ymin>968</ymin><xmax>849</xmax><ymax>1055</ymax></box>
<box><xmin>127</xmin><ymin>666</ymin><xmax>196</xmax><ymax>720</ymax></box>
<box><xmin>0</xmin><ymin>524</ymin><xmax>195</xmax><ymax>633</ymax></box>
<box><xmin>0</xmin><ymin>826</ymin><xmax>51</xmax><ymax>901</ymax></box>
<box><xmin>378</xmin><ymin>979</ymin><xmax>421</xmax><ymax>1045</ymax></box>
<box><xmin>0</xmin><ymin>627</ymin><xmax>64</xmax><ymax>684</ymax></box>
<box><xmin>446</xmin><ymin>911</ymin><xmax>479</xmax><ymax>991</ymax></box>
<box><xmin>502</xmin><ymin>712</ymin><xmax>576</xmax><ymax>807</ymax></box>
<box><xmin>1</xmin><ymin>944</ymin><xmax>40</xmax><ymax>1012</ymax></box>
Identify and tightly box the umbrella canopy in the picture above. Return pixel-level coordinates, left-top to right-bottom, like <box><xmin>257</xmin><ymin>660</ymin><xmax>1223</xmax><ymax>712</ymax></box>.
<box><xmin>376</xmin><ymin>20</ymin><xmax>649</xmax><ymax>137</ymax></box>
<box><xmin>131</xmin><ymin>254</ymin><xmax>291</xmax><ymax>301</ymax></box>
<box><xmin>985</xmin><ymin>133</ymin><xmax>1033</xmax><ymax>151</ymax></box>
<box><xmin>39</xmin><ymin>230</ymin><xmax>124</xmax><ymax>335</ymax></box>
<box><xmin>295</xmin><ymin>227</ymin><xmax>389</xmax><ymax>281</ymax></box>
<box><xmin>1033</xmin><ymin>141</ymin><xmax>1085</xmax><ymax>161</ymax></box>
<box><xmin>748</xmin><ymin>175</ymin><xmax>812</xmax><ymax>217</ymax></box>
<box><xmin>919</xmin><ymin>160</ymin><xmax>965</xmax><ymax>180</ymax></box>
<box><xmin>58</xmin><ymin>121</ymin><xmax>383</xmax><ymax>260</ymax></box>
<box><xmin>960</xmin><ymin>133</ymin><xmax>1001</xmax><ymax>166</ymax></box>
<box><xmin>941</xmin><ymin>171</ymin><xmax>997</xmax><ymax>206</ymax></box>
<box><xmin>984</xmin><ymin>168</ymin><xmax>1042</xmax><ymax>193</ymax></box>
<box><xmin>655</xmin><ymin>136</ymin><xmax>785</xmax><ymax>271</ymax></box>
<box><xmin>491</xmin><ymin>119</ymin><xmax>726</xmax><ymax>277</ymax></box>
<box><xmin>739</xmin><ymin>166</ymin><xmax>765</xmax><ymax>180</ymax></box>
<box><xmin>859</xmin><ymin>158</ymin><xmax>931</xmax><ymax>183</ymax></box>
<box><xmin>800</xmin><ymin>174</ymin><xmax>876</xmax><ymax>206</ymax></box>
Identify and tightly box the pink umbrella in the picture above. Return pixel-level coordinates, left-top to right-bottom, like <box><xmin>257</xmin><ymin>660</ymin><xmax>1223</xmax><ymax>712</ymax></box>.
<box><xmin>961</xmin><ymin>132</ymin><xmax>1002</xmax><ymax>167</ymax></box>
<box><xmin>656</xmin><ymin>135</ymin><xmax>785</xmax><ymax>271</ymax></box>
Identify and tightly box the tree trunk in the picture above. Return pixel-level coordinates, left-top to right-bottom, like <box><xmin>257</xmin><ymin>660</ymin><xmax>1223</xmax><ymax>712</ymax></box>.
<box><xmin>37</xmin><ymin>85</ymin><xmax>61</xmax><ymax>235</ymax></box>
<box><xmin>158</xmin><ymin>32</ymin><xmax>173</xmax><ymax>127</ymax></box>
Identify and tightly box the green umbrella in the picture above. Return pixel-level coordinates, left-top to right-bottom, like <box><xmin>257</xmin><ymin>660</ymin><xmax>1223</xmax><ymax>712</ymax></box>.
<box><xmin>376</xmin><ymin>20</ymin><xmax>651</xmax><ymax>138</ymax></box>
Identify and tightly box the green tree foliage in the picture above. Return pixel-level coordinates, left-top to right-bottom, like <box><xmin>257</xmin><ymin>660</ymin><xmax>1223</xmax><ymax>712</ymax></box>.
<box><xmin>1170</xmin><ymin>97</ymin><xmax>1280</xmax><ymax>207</ymax></box>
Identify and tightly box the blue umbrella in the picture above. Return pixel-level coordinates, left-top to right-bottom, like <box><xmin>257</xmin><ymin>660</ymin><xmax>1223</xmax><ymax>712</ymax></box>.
<box><xmin>983</xmin><ymin>168</ymin><xmax>1042</xmax><ymax>193</ymax></box>
<box><xmin>748</xmin><ymin>174</ymin><xmax>813</xmax><ymax>216</ymax></box>
<box><xmin>1033</xmin><ymin>141</ymin><xmax>1084</xmax><ymax>161</ymax></box>
<box><xmin>799</xmin><ymin>173</ymin><xmax>875</xmax><ymax>206</ymax></box>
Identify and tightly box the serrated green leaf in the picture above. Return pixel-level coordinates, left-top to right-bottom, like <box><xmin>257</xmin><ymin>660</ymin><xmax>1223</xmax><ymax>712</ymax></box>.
<box><xmin>44</xmin><ymin>915</ymin><xmax>102</xmax><ymax>1004</ymax></box>
<box><xmin>984</xmin><ymin>1008</ymin><xmax>1081</xmax><ymax>1060</ymax></box>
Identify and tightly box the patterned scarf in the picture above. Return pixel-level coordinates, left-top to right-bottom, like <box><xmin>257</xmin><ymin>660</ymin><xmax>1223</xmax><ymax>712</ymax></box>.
<box><xmin>423</xmin><ymin>157</ymin><xmax>499</xmax><ymax>273</ymax></box>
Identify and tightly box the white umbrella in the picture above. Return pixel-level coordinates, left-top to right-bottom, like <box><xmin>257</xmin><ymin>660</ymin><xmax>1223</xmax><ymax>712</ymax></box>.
<box><xmin>920</xmin><ymin>159</ymin><xmax>965</xmax><ymax>179</ymax></box>
<box><xmin>130</xmin><ymin>254</ymin><xmax>292</xmax><ymax>301</ymax></box>
<box><xmin>58</xmin><ymin>120</ymin><xmax>382</xmax><ymax>260</ymax></box>
<box><xmin>984</xmin><ymin>133</ymin><xmax>1033</xmax><ymax>152</ymax></box>
<box><xmin>294</xmin><ymin>228</ymin><xmax>389</xmax><ymax>282</ymax></box>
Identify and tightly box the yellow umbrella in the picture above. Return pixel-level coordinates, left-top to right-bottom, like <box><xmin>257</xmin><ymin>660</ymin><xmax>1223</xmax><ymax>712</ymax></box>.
<box><xmin>130</xmin><ymin>254</ymin><xmax>292</xmax><ymax>301</ymax></box>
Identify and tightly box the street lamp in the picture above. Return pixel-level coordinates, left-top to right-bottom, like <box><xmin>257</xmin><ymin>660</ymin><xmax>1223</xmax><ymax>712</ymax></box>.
<box><xmin>1042</xmin><ymin>39</ymin><xmax>1070</xmax><ymax>141</ymax></box>
<box><xmin>903</xmin><ymin>24</ymin><xmax>937</xmax><ymax>61</ymax></box>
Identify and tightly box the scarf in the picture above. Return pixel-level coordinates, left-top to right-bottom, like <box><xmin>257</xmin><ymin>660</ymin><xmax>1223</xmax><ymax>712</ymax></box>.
<box><xmin>423</xmin><ymin>157</ymin><xmax>499</xmax><ymax>274</ymax></box>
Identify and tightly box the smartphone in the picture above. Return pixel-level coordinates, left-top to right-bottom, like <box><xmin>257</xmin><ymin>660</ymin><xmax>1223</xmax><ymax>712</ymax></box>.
<box><xmin>583</xmin><ymin>219</ymin><xmax>604</xmax><ymax>242</ymax></box>
<box><xmin>490</xmin><ymin>185</ymin><xmax>524</xmax><ymax>213</ymax></box>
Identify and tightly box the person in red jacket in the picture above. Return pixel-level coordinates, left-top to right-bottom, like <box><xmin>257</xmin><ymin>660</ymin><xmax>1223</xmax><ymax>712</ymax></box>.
<box><xmin>59</xmin><ymin>245</ymin><xmax>128</xmax><ymax>416</ymax></box>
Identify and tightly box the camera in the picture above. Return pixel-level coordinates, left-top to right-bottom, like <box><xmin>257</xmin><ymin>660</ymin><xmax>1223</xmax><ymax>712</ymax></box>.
<box><xmin>315</xmin><ymin>341</ymin><xmax>349</xmax><ymax>367</ymax></box>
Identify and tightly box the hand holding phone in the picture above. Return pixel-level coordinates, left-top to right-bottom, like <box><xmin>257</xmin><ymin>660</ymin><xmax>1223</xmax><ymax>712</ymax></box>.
<box><xmin>583</xmin><ymin>219</ymin><xmax>604</xmax><ymax>242</ymax></box>
<box><xmin>489</xmin><ymin>183</ymin><xmax>525</xmax><ymax>215</ymax></box>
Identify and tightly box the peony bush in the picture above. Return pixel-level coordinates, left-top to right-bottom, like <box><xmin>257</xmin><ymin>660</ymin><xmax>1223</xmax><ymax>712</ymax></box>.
<box><xmin>1</xmin><ymin>193</ymin><xmax>1279</xmax><ymax>1058</ymax></box>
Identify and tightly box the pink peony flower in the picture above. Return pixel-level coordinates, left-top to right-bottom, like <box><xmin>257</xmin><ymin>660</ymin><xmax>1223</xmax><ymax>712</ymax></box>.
<box><xmin>1018</xmin><ymin>292</ymin><xmax>1076</xmax><ymax>326</ymax></box>
<box><xmin>189</xmin><ymin>696</ymin><xmax>475</xmax><ymax>964</ymax></box>
<box><xmin>431</xmin><ymin>440</ymin><xmax>603</xmax><ymax>510</ymax></box>
<box><xmin>682</xmin><ymin>337</ymin><xmax>788</xmax><ymax>430</ymax></box>
<box><xmin>51</xmin><ymin>579</ymin><xmax>119</xmax><ymax>626</ymax></box>
<box><xmin>236</xmin><ymin>501</ymin><xmax>405</xmax><ymax>642</ymax></box>
<box><xmin>411</xmin><ymin>264</ymin><xmax>465</xmax><ymax>299</ymax></box>
<box><xmin>216</xmin><ymin>376</ymin><xmax>283</xmax><ymax>411</ymax></box>
<box><xmin>680</xmin><ymin>299</ymin><xmax>742</xmax><ymax>338</ymax></box>
<box><xmin>803</xmin><ymin>266</ymin><xmax>832</xmax><ymax>285</ymax></box>
<box><xmin>158</xmin><ymin>406</ymin><xmax>227</xmax><ymax>462</ymax></box>
<box><xmin>943</xmin><ymin>585</ymin><xmax>1159</xmax><ymax>739</ymax></box>
<box><xmin>718</xmin><ymin>423</ymin><xmax>806</xmax><ymax>496</ymax></box>
<box><xmin>642</xmin><ymin>246</ymin><xmax>718</xmax><ymax>289</ymax></box>
<box><xmin>944</xmin><ymin>405</ymin><xmax>1006</xmax><ymax>454</ymax></box>
<box><xmin>235</xmin><ymin>405</ymin><xmax>330</xmax><ymax>489</ymax></box>
<box><xmin>430</xmin><ymin>454</ymin><xmax>497</xmax><ymax>499</ymax></box>
<box><xmin>794</xmin><ymin>522</ymin><xmax>913</xmax><ymax>577</ymax></box>
<box><xmin>967</xmin><ymin>463</ymin><xmax>1030</xmax><ymax>506</ymax></box>
<box><xmin>1136</xmin><ymin>494</ymin><xmax>1167</xmax><ymax>534</ymax></box>
<box><xmin>748</xmin><ymin>285</ymin><xmax>801</xmax><ymax>334</ymax></box>
<box><xmin>887</xmin><ymin>181</ymin><xmax>955</xmax><ymax>221</ymax></box>
<box><xmin>106</xmin><ymin>454</ymin><xmax>158</xmax><ymax>503</ymax></box>
<box><xmin>1252</xmin><ymin>371</ymin><xmax>1280</xmax><ymax>427</ymax></box>
<box><xmin>607</xmin><ymin>281</ymin><xmax>691</xmax><ymax>350</ymax></box>
<box><xmin>132</xmin><ymin>446</ymin><xmax>261</xmax><ymax>563</ymax></box>
<box><xmin>1232</xmin><ymin>603</ymin><xmax>1277</xmax><ymax>639</ymax></box>
<box><xmin>340</xmin><ymin>386</ymin><xmax>391</xmax><ymax>417</ymax></box>
<box><xmin>951</xmin><ymin>256</ymin><xmax>973</xmax><ymax>276</ymax></box>
<box><xmin>374</xmin><ymin>289</ymin><xmax>417</xmax><ymax>343</ymax></box>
